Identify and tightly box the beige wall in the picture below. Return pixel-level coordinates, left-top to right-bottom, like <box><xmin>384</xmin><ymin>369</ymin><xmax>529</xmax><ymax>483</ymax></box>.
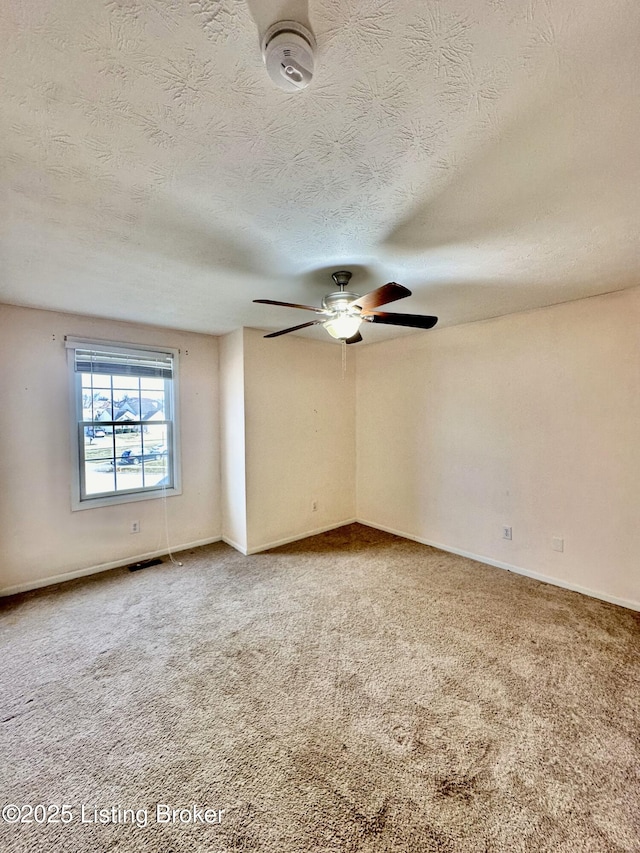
<box><xmin>356</xmin><ymin>287</ymin><xmax>640</xmax><ymax>610</ymax></box>
<box><xmin>243</xmin><ymin>328</ymin><xmax>356</xmax><ymax>553</ymax></box>
<box><xmin>3</xmin><ymin>288</ymin><xmax>638</xmax><ymax>609</ymax></box>
<box><xmin>219</xmin><ymin>329</ymin><xmax>248</xmax><ymax>553</ymax></box>
<box><xmin>0</xmin><ymin>304</ymin><xmax>221</xmax><ymax>594</ymax></box>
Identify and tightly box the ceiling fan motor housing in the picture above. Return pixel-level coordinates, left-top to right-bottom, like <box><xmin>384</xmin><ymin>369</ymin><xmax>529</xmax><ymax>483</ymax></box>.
<box><xmin>322</xmin><ymin>291</ymin><xmax>360</xmax><ymax>312</ymax></box>
<box><xmin>262</xmin><ymin>21</ymin><xmax>316</xmax><ymax>92</ymax></box>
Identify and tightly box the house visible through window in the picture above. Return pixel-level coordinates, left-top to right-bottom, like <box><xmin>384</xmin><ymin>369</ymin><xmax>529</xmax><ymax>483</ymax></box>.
<box><xmin>66</xmin><ymin>338</ymin><xmax>181</xmax><ymax>509</ymax></box>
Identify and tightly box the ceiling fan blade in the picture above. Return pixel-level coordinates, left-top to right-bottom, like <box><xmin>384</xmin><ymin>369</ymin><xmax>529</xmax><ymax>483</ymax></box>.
<box><xmin>345</xmin><ymin>331</ymin><xmax>363</xmax><ymax>345</ymax></box>
<box><xmin>362</xmin><ymin>311</ymin><xmax>438</xmax><ymax>329</ymax></box>
<box><xmin>254</xmin><ymin>299</ymin><xmax>327</xmax><ymax>314</ymax></box>
<box><xmin>352</xmin><ymin>282</ymin><xmax>411</xmax><ymax>311</ymax></box>
<box><xmin>263</xmin><ymin>321</ymin><xmax>322</xmax><ymax>338</ymax></box>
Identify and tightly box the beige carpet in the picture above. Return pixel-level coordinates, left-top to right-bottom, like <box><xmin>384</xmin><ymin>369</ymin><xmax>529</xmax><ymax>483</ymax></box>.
<box><xmin>1</xmin><ymin>524</ymin><xmax>639</xmax><ymax>852</ymax></box>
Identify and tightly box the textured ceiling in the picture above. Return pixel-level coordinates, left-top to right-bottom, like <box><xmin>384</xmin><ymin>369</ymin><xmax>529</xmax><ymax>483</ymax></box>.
<box><xmin>1</xmin><ymin>0</ymin><xmax>639</xmax><ymax>343</ymax></box>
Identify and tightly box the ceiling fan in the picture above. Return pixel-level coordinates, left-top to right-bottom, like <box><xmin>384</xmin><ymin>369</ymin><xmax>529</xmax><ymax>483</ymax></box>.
<box><xmin>254</xmin><ymin>271</ymin><xmax>438</xmax><ymax>344</ymax></box>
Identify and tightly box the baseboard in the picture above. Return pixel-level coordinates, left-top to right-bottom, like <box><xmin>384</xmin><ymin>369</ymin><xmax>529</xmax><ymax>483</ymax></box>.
<box><xmin>221</xmin><ymin>535</ymin><xmax>248</xmax><ymax>555</ymax></box>
<box><xmin>358</xmin><ymin>519</ymin><xmax>640</xmax><ymax>613</ymax></box>
<box><xmin>0</xmin><ymin>536</ymin><xmax>222</xmax><ymax>598</ymax></box>
<box><xmin>246</xmin><ymin>519</ymin><xmax>358</xmax><ymax>555</ymax></box>
<box><xmin>7</xmin><ymin>520</ymin><xmax>636</xmax><ymax>613</ymax></box>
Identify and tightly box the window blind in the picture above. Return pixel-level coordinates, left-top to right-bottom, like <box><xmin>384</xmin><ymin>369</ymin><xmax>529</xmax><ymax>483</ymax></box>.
<box><xmin>66</xmin><ymin>340</ymin><xmax>174</xmax><ymax>379</ymax></box>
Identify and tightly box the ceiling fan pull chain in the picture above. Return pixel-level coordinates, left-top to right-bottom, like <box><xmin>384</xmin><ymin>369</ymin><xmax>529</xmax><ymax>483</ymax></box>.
<box><xmin>342</xmin><ymin>340</ymin><xmax>346</xmax><ymax>378</ymax></box>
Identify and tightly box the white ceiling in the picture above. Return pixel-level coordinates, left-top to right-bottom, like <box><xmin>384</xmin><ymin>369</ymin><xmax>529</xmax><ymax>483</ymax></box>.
<box><xmin>1</xmin><ymin>0</ymin><xmax>639</xmax><ymax>344</ymax></box>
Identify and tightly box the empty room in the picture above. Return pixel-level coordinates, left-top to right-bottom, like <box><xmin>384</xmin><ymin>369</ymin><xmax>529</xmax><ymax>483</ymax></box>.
<box><xmin>1</xmin><ymin>0</ymin><xmax>639</xmax><ymax>851</ymax></box>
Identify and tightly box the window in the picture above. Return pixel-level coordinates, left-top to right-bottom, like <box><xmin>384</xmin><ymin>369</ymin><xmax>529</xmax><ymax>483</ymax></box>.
<box><xmin>66</xmin><ymin>337</ymin><xmax>181</xmax><ymax>509</ymax></box>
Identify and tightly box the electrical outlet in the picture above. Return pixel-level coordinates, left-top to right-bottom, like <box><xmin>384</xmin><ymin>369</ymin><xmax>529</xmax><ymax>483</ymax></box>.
<box><xmin>311</xmin><ymin>500</ymin><xmax>318</xmax><ymax>512</ymax></box>
<box><xmin>552</xmin><ymin>536</ymin><xmax>564</xmax><ymax>552</ymax></box>
<box><xmin>130</xmin><ymin>521</ymin><xmax>140</xmax><ymax>534</ymax></box>
<box><xmin>502</xmin><ymin>526</ymin><xmax>512</xmax><ymax>540</ymax></box>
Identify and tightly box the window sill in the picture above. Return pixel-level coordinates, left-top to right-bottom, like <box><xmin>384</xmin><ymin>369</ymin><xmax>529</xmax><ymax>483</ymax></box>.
<box><xmin>71</xmin><ymin>486</ymin><xmax>182</xmax><ymax>512</ymax></box>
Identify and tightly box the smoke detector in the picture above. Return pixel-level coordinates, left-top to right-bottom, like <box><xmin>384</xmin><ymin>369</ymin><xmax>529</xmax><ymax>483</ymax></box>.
<box><xmin>261</xmin><ymin>21</ymin><xmax>316</xmax><ymax>92</ymax></box>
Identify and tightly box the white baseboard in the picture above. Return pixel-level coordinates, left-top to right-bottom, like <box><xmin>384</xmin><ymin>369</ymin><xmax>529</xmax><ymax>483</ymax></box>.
<box><xmin>245</xmin><ymin>518</ymin><xmax>358</xmax><ymax>555</ymax></box>
<box><xmin>0</xmin><ymin>536</ymin><xmax>222</xmax><ymax>598</ymax></box>
<box><xmin>6</xmin><ymin>519</ymin><xmax>637</xmax><ymax>613</ymax></box>
<box><xmin>358</xmin><ymin>519</ymin><xmax>640</xmax><ymax>613</ymax></box>
<box><xmin>221</xmin><ymin>535</ymin><xmax>248</xmax><ymax>555</ymax></box>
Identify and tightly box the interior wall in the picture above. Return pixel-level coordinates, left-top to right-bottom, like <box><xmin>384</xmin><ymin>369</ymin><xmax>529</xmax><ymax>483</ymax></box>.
<box><xmin>243</xmin><ymin>327</ymin><xmax>356</xmax><ymax>553</ymax></box>
<box><xmin>4</xmin><ymin>288</ymin><xmax>638</xmax><ymax>608</ymax></box>
<box><xmin>356</xmin><ymin>287</ymin><xmax>640</xmax><ymax>609</ymax></box>
<box><xmin>0</xmin><ymin>303</ymin><xmax>221</xmax><ymax>595</ymax></box>
<box><xmin>219</xmin><ymin>329</ymin><xmax>248</xmax><ymax>553</ymax></box>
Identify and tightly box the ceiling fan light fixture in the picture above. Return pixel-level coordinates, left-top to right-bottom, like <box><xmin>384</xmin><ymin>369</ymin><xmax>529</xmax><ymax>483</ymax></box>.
<box><xmin>323</xmin><ymin>313</ymin><xmax>363</xmax><ymax>340</ymax></box>
<box><xmin>255</xmin><ymin>270</ymin><xmax>437</xmax><ymax>343</ymax></box>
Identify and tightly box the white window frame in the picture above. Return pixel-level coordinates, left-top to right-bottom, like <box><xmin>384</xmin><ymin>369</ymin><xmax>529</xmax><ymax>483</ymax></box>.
<box><xmin>66</xmin><ymin>336</ymin><xmax>182</xmax><ymax>511</ymax></box>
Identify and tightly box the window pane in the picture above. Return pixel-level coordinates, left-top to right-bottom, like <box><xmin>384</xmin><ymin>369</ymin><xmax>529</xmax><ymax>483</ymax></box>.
<box><xmin>114</xmin><ymin>429</ymin><xmax>165</xmax><ymax>463</ymax></box>
<box><xmin>142</xmin><ymin>421</ymin><xmax>168</xmax><ymax>446</ymax></box>
<box><xmin>142</xmin><ymin>455</ymin><xmax>170</xmax><ymax>488</ymax></box>
<box><xmin>81</xmin><ymin>373</ymin><xmax>112</xmax><ymax>387</ymax></box>
<box><xmin>112</xmin><ymin>376</ymin><xmax>141</xmax><ymax>392</ymax></box>
<box><xmin>83</xmin><ymin>391</ymin><xmax>113</xmax><ymax>421</ymax></box>
<box><xmin>84</xmin><ymin>459</ymin><xmax>116</xmax><ymax>496</ymax></box>
<box><xmin>115</xmin><ymin>466</ymin><xmax>144</xmax><ymax>492</ymax></box>
<box><xmin>141</xmin><ymin>390</ymin><xmax>165</xmax><ymax>419</ymax></box>
<box><xmin>115</xmin><ymin>433</ymin><xmax>141</xmax><ymax>463</ymax></box>
<box><xmin>83</xmin><ymin>429</ymin><xmax>113</xmax><ymax>461</ymax></box>
<box><xmin>113</xmin><ymin>392</ymin><xmax>141</xmax><ymax>421</ymax></box>
<box><xmin>140</xmin><ymin>377</ymin><xmax>165</xmax><ymax>392</ymax></box>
